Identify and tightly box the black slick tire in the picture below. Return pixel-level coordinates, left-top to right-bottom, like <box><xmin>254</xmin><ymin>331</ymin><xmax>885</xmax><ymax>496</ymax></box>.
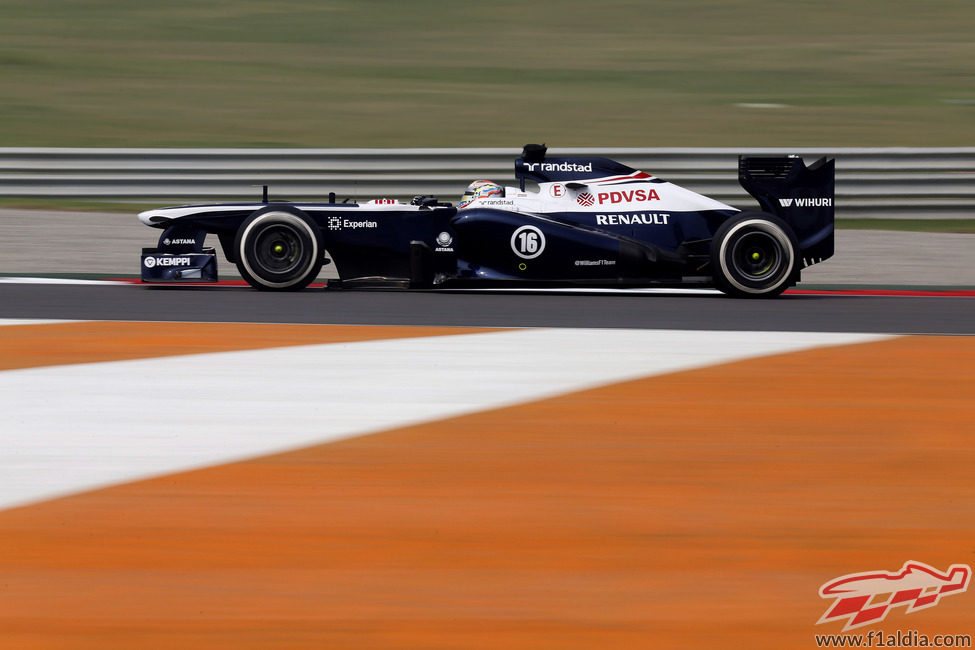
<box><xmin>234</xmin><ymin>208</ymin><xmax>323</xmax><ymax>291</ymax></box>
<box><xmin>710</xmin><ymin>212</ymin><xmax>799</xmax><ymax>298</ymax></box>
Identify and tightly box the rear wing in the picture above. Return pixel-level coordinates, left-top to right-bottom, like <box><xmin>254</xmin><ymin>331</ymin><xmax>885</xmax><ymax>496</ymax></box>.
<box><xmin>739</xmin><ymin>155</ymin><xmax>835</xmax><ymax>266</ymax></box>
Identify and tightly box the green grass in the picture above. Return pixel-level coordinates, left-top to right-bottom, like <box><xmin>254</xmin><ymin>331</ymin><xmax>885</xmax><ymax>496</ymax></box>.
<box><xmin>836</xmin><ymin>218</ymin><xmax>975</xmax><ymax>233</ymax></box>
<box><xmin>0</xmin><ymin>197</ymin><xmax>162</xmax><ymax>213</ymax></box>
<box><xmin>1</xmin><ymin>0</ymin><xmax>975</xmax><ymax>147</ymax></box>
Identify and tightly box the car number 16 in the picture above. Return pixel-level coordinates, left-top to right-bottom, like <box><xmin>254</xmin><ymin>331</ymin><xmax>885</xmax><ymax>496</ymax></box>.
<box><xmin>511</xmin><ymin>225</ymin><xmax>546</xmax><ymax>259</ymax></box>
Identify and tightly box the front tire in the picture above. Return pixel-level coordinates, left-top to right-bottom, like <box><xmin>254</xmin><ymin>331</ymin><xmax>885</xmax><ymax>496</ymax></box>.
<box><xmin>235</xmin><ymin>209</ymin><xmax>323</xmax><ymax>291</ymax></box>
<box><xmin>711</xmin><ymin>212</ymin><xmax>799</xmax><ymax>298</ymax></box>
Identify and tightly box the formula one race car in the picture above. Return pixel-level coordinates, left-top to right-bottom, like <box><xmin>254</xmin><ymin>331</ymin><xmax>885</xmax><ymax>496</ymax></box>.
<box><xmin>139</xmin><ymin>144</ymin><xmax>834</xmax><ymax>297</ymax></box>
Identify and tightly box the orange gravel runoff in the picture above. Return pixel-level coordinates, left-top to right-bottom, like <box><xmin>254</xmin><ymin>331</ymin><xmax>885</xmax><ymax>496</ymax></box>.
<box><xmin>0</xmin><ymin>321</ymin><xmax>505</xmax><ymax>371</ymax></box>
<box><xmin>0</xmin><ymin>323</ymin><xmax>972</xmax><ymax>649</ymax></box>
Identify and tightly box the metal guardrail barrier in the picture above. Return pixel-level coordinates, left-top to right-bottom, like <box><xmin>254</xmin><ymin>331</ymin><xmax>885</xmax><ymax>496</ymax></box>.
<box><xmin>2</xmin><ymin>147</ymin><xmax>975</xmax><ymax>218</ymax></box>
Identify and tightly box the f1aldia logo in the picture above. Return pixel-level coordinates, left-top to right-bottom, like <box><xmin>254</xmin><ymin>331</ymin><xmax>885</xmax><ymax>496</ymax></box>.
<box><xmin>817</xmin><ymin>561</ymin><xmax>971</xmax><ymax>631</ymax></box>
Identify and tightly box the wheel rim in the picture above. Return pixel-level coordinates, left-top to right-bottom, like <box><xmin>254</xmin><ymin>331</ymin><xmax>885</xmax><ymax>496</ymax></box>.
<box><xmin>253</xmin><ymin>224</ymin><xmax>303</xmax><ymax>275</ymax></box>
<box><xmin>731</xmin><ymin>231</ymin><xmax>783</xmax><ymax>280</ymax></box>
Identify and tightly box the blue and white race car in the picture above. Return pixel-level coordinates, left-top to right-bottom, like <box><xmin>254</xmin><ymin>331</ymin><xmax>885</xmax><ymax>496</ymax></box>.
<box><xmin>139</xmin><ymin>144</ymin><xmax>834</xmax><ymax>297</ymax></box>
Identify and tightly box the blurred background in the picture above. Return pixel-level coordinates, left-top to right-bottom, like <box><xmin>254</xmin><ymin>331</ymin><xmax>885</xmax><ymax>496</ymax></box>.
<box><xmin>2</xmin><ymin>0</ymin><xmax>974</xmax><ymax>148</ymax></box>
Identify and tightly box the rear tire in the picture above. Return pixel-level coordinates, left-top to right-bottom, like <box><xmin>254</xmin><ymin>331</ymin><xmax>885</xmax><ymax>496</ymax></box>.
<box><xmin>711</xmin><ymin>212</ymin><xmax>799</xmax><ymax>298</ymax></box>
<box><xmin>235</xmin><ymin>209</ymin><xmax>323</xmax><ymax>291</ymax></box>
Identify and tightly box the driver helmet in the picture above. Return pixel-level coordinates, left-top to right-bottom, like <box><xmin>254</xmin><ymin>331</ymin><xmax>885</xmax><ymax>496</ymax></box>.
<box><xmin>459</xmin><ymin>180</ymin><xmax>504</xmax><ymax>209</ymax></box>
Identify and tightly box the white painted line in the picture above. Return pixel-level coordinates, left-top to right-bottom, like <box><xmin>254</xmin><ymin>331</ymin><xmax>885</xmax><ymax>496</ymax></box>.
<box><xmin>0</xmin><ymin>318</ymin><xmax>84</xmax><ymax>326</ymax></box>
<box><xmin>0</xmin><ymin>277</ymin><xmax>128</xmax><ymax>285</ymax></box>
<box><xmin>0</xmin><ymin>328</ymin><xmax>892</xmax><ymax>510</ymax></box>
<box><xmin>0</xmin><ymin>276</ymin><xmax>722</xmax><ymax>294</ymax></box>
<box><xmin>734</xmin><ymin>103</ymin><xmax>789</xmax><ymax>109</ymax></box>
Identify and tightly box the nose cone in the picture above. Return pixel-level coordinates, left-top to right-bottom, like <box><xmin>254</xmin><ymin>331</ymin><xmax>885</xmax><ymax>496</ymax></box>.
<box><xmin>138</xmin><ymin>209</ymin><xmax>174</xmax><ymax>226</ymax></box>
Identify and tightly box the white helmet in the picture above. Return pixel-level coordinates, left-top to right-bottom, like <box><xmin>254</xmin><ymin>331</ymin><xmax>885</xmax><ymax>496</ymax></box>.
<box><xmin>459</xmin><ymin>180</ymin><xmax>504</xmax><ymax>209</ymax></box>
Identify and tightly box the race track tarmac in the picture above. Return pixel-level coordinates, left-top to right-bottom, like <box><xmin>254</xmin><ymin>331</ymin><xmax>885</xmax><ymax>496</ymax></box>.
<box><xmin>0</xmin><ymin>283</ymin><xmax>973</xmax><ymax>334</ymax></box>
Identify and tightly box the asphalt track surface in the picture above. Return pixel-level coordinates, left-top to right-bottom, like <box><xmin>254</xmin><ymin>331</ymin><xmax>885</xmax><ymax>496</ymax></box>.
<box><xmin>0</xmin><ymin>283</ymin><xmax>972</xmax><ymax>334</ymax></box>
<box><xmin>1</xmin><ymin>208</ymin><xmax>973</xmax><ymax>335</ymax></box>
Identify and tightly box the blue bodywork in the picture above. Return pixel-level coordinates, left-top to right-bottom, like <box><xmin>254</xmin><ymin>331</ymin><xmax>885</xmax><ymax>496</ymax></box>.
<box><xmin>139</xmin><ymin>146</ymin><xmax>834</xmax><ymax>293</ymax></box>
